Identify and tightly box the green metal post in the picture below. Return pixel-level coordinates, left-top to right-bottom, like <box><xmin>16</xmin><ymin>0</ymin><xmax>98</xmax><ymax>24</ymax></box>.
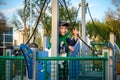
<box><xmin>20</xmin><ymin>60</ymin><xmax>24</xmax><ymax>80</ymax></box>
<box><xmin>44</xmin><ymin>60</ymin><xmax>47</xmax><ymax>80</ymax></box>
<box><xmin>103</xmin><ymin>60</ymin><xmax>106</xmax><ymax>80</ymax></box>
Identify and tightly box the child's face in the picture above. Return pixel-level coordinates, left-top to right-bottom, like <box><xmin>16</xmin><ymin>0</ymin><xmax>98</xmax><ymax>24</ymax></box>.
<box><xmin>59</xmin><ymin>26</ymin><xmax>68</xmax><ymax>36</ymax></box>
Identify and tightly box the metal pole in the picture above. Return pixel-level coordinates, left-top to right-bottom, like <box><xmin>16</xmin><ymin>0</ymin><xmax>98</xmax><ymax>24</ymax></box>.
<box><xmin>51</xmin><ymin>0</ymin><xmax>59</xmax><ymax>80</ymax></box>
<box><xmin>29</xmin><ymin>43</ymin><xmax>38</xmax><ymax>80</ymax></box>
<box><xmin>102</xmin><ymin>47</ymin><xmax>109</xmax><ymax>80</ymax></box>
<box><xmin>30</xmin><ymin>0</ymin><xmax>33</xmax><ymax>43</ymax></box>
<box><xmin>52</xmin><ymin>0</ymin><xmax>59</xmax><ymax>55</ymax></box>
<box><xmin>81</xmin><ymin>0</ymin><xmax>86</xmax><ymax>56</ymax></box>
<box><xmin>5</xmin><ymin>48</ymin><xmax>12</xmax><ymax>80</ymax></box>
<box><xmin>3</xmin><ymin>32</ymin><xmax>5</xmax><ymax>55</ymax></box>
<box><xmin>43</xmin><ymin>35</ymin><xmax>49</xmax><ymax>50</ymax></box>
<box><xmin>109</xmin><ymin>33</ymin><xmax>116</xmax><ymax>80</ymax></box>
<box><xmin>32</xmin><ymin>47</ymin><xmax>38</xmax><ymax>80</ymax></box>
<box><xmin>81</xmin><ymin>0</ymin><xmax>87</xmax><ymax>79</ymax></box>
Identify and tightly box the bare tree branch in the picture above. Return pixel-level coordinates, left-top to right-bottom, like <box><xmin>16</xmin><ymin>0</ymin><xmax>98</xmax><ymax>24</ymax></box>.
<box><xmin>23</xmin><ymin>0</ymin><xmax>29</xmax><ymax>43</ymax></box>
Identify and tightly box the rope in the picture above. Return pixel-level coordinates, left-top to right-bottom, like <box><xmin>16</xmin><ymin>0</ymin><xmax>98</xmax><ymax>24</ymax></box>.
<box><xmin>63</xmin><ymin>0</ymin><xmax>95</xmax><ymax>51</ymax></box>
<box><xmin>63</xmin><ymin>0</ymin><xmax>73</xmax><ymax>26</ymax></box>
<box><xmin>77</xmin><ymin>35</ymin><xmax>95</xmax><ymax>51</ymax></box>
<box><xmin>87</xmin><ymin>6</ymin><xmax>108</xmax><ymax>41</ymax></box>
<box><xmin>26</xmin><ymin>0</ymin><xmax>49</xmax><ymax>44</ymax></box>
<box><xmin>72</xmin><ymin>3</ymin><xmax>81</xmax><ymax>29</ymax></box>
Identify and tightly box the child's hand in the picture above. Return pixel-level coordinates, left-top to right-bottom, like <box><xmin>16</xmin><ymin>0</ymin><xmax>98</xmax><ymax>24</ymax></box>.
<box><xmin>73</xmin><ymin>28</ymin><xmax>79</xmax><ymax>36</ymax></box>
<box><xmin>68</xmin><ymin>46</ymin><xmax>74</xmax><ymax>52</ymax></box>
<box><xmin>73</xmin><ymin>28</ymin><xmax>79</xmax><ymax>40</ymax></box>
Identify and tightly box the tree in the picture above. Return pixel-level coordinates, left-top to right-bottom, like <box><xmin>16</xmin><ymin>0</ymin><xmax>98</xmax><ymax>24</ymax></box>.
<box><xmin>7</xmin><ymin>0</ymin><xmax>39</xmax><ymax>49</ymax></box>
<box><xmin>0</xmin><ymin>13</ymin><xmax>9</xmax><ymax>34</ymax></box>
<box><xmin>105</xmin><ymin>19</ymin><xmax>120</xmax><ymax>47</ymax></box>
<box><xmin>86</xmin><ymin>0</ymin><xmax>120</xmax><ymax>48</ymax></box>
<box><xmin>9</xmin><ymin>0</ymin><xmax>45</xmax><ymax>44</ymax></box>
<box><xmin>9</xmin><ymin>0</ymin><xmax>80</xmax><ymax>49</ymax></box>
<box><xmin>86</xmin><ymin>20</ymin><xmax>110</xmax><ymax>42</ymax></box>
<box><xmin>112</xmin><ymin>0</ymin><xmax>120</xmax><ymax>19</ymax></box>
<box><xmin>103</xmin><ymin>1</ymin><xmax>120</xmax><ymax>47</ymax></box>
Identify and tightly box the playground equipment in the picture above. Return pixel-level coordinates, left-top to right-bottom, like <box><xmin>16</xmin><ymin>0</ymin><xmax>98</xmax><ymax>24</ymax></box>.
<box><xmin>20</xmin><ymin>38</ymin><xmax>80</xmax><ymax>80</ymax></box>
<box><xmin>0</xmin><ymin>0</ymin><xmax>120</xmax><ymax>80</ymax></box>
<box><xmin>0</xmin><ymin>33</ymin><xmax>120</xmax><ymax>80</ymax></box>
<box><xmin>20</xmin><ymin>33</ymin><xmax>119</xmax><ymax>80</ymax></box>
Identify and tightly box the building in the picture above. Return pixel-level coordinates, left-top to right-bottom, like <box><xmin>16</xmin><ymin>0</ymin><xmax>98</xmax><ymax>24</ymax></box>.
<box><xmin>0</xmin><ymin>27</ymin><xmax>13</xmax><ymax>56</ymax></box>
<box><xmin>13</xmin><ymin>30</ymin><xmax>24</xmax><ymax>46</ymax></box>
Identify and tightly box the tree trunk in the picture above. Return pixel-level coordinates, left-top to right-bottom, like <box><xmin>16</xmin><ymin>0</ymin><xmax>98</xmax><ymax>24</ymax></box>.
<box><xmin>23</xmin><ymin>0</ymin><xmax>29</xmax><ymax>43</ymax></box>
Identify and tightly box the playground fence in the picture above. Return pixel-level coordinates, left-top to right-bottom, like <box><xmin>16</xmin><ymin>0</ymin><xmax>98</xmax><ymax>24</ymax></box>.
<box><xmin>0</xmin><ymin>56</ymin><xmax>107</xmax><ymax>80</ymax></box>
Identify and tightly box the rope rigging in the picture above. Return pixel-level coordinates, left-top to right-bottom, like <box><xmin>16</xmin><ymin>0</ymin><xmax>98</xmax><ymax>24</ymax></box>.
<box><xmin>87</xmin><ymin>6</ymin><xmax>108</xmax><ymax>41</ymax></box>
<box><xmin>63</xmin><ymin>0</ymin><xmax>73</xmax><ymax>26</ymax></box>
<box><xmin>63</xmin><ymin>0</ymin><xmax>95</xmax><ymax>52</ymax></box>
<box><xmin>26</xmin><ymin>0</ymin><xmax>50</xmax><ymax>44</ymax></box>
<box><xmin>73</xmin><ymin>4</ymin><xmax>81</xmax><ymax>29</ymax></box>
<box><xmin>59</xmin><ymin>0</ymin><xmax>64</xmax><ymax>7</ymax></box>
<box><xmin>25</xmin><ymin>0</ymin><xmax>96</xmax><ymax>52</ymax></box>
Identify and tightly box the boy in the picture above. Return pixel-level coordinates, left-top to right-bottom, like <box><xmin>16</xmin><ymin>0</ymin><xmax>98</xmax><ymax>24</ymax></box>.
<box><xmin>58</xmin><ymin>21</ymin><xmax>79</xmax><ymax>80</ymax></box>
<box><xmin>59</xmin><ymin>21</ymin><xmax>79</xmax><ymax>56</ymax></box>
<box><xmin>48</xmin><ymin>21</ymin><xmax>79</xmax><ymax>54</ymax></box>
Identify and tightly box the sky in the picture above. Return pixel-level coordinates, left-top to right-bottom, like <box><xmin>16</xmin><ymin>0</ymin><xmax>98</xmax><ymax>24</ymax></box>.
<box><xmin>72</xmin><ymin>0</ymin><xmax>116</xmax><ymax>21</ymax></box>
<box><xmin>0</xmin><ymin>0</ymin><xmax>116</xmax><ymax>39</ymax></box>
<box><xmin>0</xmin><ymin>0</ymin><xmax>23</xmax><ymax>18</ymax></box>
<box><xmin>0</xmin><ymin>0</ymin><xmax>116</xmax><ymax>20</ymax></box>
